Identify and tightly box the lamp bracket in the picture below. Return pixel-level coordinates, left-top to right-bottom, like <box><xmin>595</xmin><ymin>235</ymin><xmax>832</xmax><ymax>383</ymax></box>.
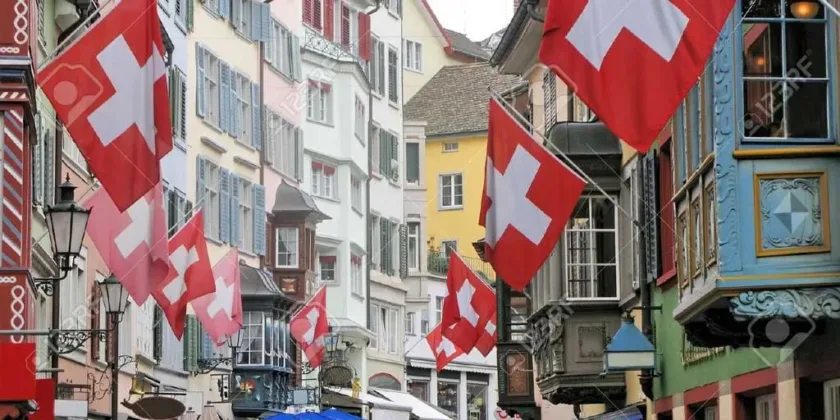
<box><xmin>33</xmin><ymin>265</ymin><xmax>73</xmax><ymax>294</ymax></box>
<box><xmin>52</xmin><ymin>329</ymin><xmax>109</xmax><ymax>354</ymax></box>
<box><xmin>193</xmin><ymin>358</ymin><xmax>233</xmax><ymax>376</ymax></box>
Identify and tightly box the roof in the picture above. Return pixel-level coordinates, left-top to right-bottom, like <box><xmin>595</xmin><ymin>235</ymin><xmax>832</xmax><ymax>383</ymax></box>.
<box><xmin>477</xmin><ymin>27</ymin><xmax>507</xmax><ymax>55</ymax></box>
<box><xmin>239</xmin><ymin>264</ymin><xmax>283</xmax><ymax>297</ymax></box>
<box><xmin>272</xmin><ymin>181</ymin><xmax>330</xmax><ymax>220</ymax></box>
<box><xmin>404</xmin><ymin>63</ymin><xmax>524</xmax><ymax>137</ymax></box>
<box><xmin>442</xmin><ymin>29</ymin><xmax>489</xmax><ymax>61</ymax></box>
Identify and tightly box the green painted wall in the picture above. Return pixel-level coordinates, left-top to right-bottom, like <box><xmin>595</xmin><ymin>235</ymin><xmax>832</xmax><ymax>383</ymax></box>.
<box><xmin>653</xmin><ymin>284</ymin><xmax>784</xmax><ymax>398</ymax></box>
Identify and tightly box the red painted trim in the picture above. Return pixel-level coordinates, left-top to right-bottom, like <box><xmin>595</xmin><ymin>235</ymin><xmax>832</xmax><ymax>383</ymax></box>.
<box><xmin>418</xmin><ymin>0</ymin><xmax>453</xmax><ymax>51</ymax></box>
<box><xmin>732</xmin><ymin>367</ymin><xmax>777</xmax><ymax>394</ymax></box>
<box><xmin>654</xmin><ymin>396</ymin><xmax>673</xmax><ymax>413</ymax></box>
<box><xmin>744</xmin><ymin>23</ymin><xmax>768</xmax><ymax>51</ymax></box>
<box><xmin>656</xmin><ymin>121</ymin><xmax>673</xmax><ymax>146</ymax></box>
<box><xmin>684</xmin><ymin>382</ymin><xmax>720</xmax><ymax>406</ymax></box>
<box><xmin>657</xmin><ymin>267</ymin><xmax>677</xmax><ymax>287</ymax></box>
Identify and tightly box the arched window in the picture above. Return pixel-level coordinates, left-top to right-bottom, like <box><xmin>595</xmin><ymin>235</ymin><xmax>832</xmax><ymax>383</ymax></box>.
<box><xmin>369</xmin><ymin>373</ymin><xmax>401</xmax><ymax>390</ymax></box>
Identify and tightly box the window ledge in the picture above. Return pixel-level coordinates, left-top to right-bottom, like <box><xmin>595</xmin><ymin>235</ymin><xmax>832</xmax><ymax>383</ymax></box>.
<box><xmin>233</xmin><ymin>30</ymin><xmax>254</xmax><ymax>44</ymax></box>
<box><xmin>201</xmin><ymin>136</ymin><xmax>228</xmax><ymax>154</ymax></box>
<box><xmin>238</xmin><ymin>248</ymin><xmax>258</xmax><ymax>258</ymax></box>
<box><xmin>352</xmin><ymin>207</ymin><xmax>364</xmax><ymax>217</ymax></box>
<box><xmin>438</xmin><ymin>205</ymin><xmax>464</xmax><ymax>212</ymax></box>
<box><xmin>388</xmin><ymin>101</ymin><xmax>400</xmax><ymax>110</ymax></box>
<box><xmin>267</xmin><ymin>64</ymin><xmax>296</xmax><ymax>84</ymax></box>
<box><xmin>234</xmin><ymin>138</ymin><xmax>258</xmax><ymax>153</ymax></box>
<box><xmin>307</xmin><ymin>118</ymin><xmax>335</xmax><ymax>128</ymax></box>
<box><xmin>201</xmin><ymin>119</ymin><xmax>225</xmax><ymax>134</ymax></box>
<box><xmin>234</xmin><ymin>156</ymin><xmax>260</xmax><ymax>171</ymax></box>
<box><xmin>372</xmin><ymin>91</ymin><xmax>384</xmax><ymax>100</ymax></box>
<box><xmin>174</xmin><ymin>139</ymin><xmax>188</xmax><ymax>152</ymax></box>
<box><xmin>404</xmin><ymin>67</ymin><xmax>423</xmax><ymax>74</ymax></box>
<box><xmin>205</xmin><ymin>235</ymin><xmax>224</xmax><ymax>246</ymax></box>
<box><xmin>62</xmin><ymin>152</ymin><xmax>90</xmax><ymax>179</ymax></box>
<box><xmin>351</xmin><ymin>291</ymin><xmax>365</xmax><ymax>301</ymax></box>
<box><xmin>313</xmin><ymin>194</ymin><xmax>340</xmax><ymax>204</ymax></box>
<box><xmin>174</xmin><ymin>18</ymin><xmax>187</xmax><ymax>34</ymax></box>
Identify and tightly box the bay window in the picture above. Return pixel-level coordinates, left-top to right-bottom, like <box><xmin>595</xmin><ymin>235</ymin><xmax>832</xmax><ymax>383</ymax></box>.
<box><xmin>307</xmin><ymin>80</ymin><xmax>332</xmax><ymax>124</ymax></box>
<box><xmin>565</xmin><ymin>196</ymin><xmax>619</xmax><ymax>299</ymax></box>
<box><xmin>276</xmin><ymin>227</ymin><xmax>299</xmax><ymax>268</ymax></box>
<box><xmin>311</xmin><ymin>162</ymin><xmax>337</xmax><ymax>199</ymax></box>
<box><xmin>238</xmin><ymin>311</ymin><xmax>265</xmax><ymax>365</ymax></box>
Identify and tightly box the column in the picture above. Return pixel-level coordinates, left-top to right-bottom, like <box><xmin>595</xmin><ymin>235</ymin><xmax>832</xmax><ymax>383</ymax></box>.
<box><xmin>777</xmin><ymin>360</ymin><xmax>800</xmax><ymax>420</ymax></box>
<box><xmin>672</xmin><ymin>393</ymin><xmax>686</xmax><ymax>420</ymax></box>
<box><xmin>430</xmin><ymin>369</ymin><xmax>438</xmax><ymax>406</ymax></box>
<box><xmin>718</xmin><ymin>379</ymin><xmax>735</xmax><ymax>420</ymax></box>
<box><xmin>459</xmin><ymin>371</ymin><xmax>468</xmax><ymax>420</ymax></box>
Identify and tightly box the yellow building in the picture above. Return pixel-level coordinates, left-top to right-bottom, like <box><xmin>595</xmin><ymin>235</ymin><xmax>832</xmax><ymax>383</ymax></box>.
<box><xmin>404</xmin><ymin>63</ymin><xmax>524</xmax><ymax>278</ymax></box>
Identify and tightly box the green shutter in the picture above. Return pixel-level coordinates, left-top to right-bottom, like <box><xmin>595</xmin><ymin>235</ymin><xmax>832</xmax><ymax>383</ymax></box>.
<box><xmin>153</xmin><ymin>306</ymin><xmax>163</xmax><ymax>361</ymax></box>
<box><xmin>184</xmin><ymin>316</ymin><xmax>199</xmax><ymax>371</ymax></box>
<box><xmin>380</xmin><ymin>218</ymin><xmax>388</xmax><ymax>273</ymax></box>
<box><xmin>186</xmin><ymin>0</ymin><xmax>194</xmax><ymax>32</ymax></box>
<box><xmin>399</xmin><ymin>224</ymin><xmax>407</xmax><ymax>279</ymax></box>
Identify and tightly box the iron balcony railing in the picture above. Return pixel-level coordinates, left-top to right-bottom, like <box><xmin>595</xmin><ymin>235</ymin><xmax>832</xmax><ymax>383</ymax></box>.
<box><xmin>427</xmin><ymin>251</ymin><xmax>495</xmax><ymax>282</ymax></box>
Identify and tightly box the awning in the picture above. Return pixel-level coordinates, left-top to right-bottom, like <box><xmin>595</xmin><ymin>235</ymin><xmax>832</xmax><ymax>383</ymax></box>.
<box><xmin>584</xmin><ymin>406</ymin><xmax>644</xmax><ymax>420</ymax></box>
<box><xmin>320</xmin><ymin>409</ymin><xmax>363</xmax><ymax>420</ymax></box>
<box><xmin>326</xmin><ymin>389</ymin><xmax>411</xmax><ymax>420</ymax></box>
<box><xmin>371</xmin><ymin>389</ymin><xmax>453</xmax><ymax>420</ymax></box>
<box><xmin>408</xmin><ymin>358</ymin><xmax>496</xmax><ymax>375</ymax></box>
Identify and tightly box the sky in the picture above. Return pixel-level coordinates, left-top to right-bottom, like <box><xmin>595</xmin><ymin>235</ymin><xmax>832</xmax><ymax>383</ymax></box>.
<box><xmin>426</xmin><ymin>0</ymin><xmax>513</xmax><ymax>42</ymax></box>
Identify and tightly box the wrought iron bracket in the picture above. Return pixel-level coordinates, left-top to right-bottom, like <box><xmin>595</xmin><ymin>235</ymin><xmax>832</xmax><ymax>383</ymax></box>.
<box><xmin>300</xmin><ymin>362</ymin><xmax>318</xmax><ymax>375</ymax></box>
<box><xmin>53</xmin><ymin>329</ymin><xmax>109</xmax><ymax>355</ymax></box>
<box><xmin>33</xmin><ymin>267</ymin><xmax>71</xmax><ymax>296</ymax></box>
<box><xmin>193</xmin><ymin>358</ymin><xmax>233</xmax><ymax>376</ymax></box>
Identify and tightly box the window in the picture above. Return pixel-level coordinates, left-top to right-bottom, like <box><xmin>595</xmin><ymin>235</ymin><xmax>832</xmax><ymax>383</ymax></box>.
<box><xmin>370</xmin><ymin>215</ymin><xmax>381</xmax><ymax>269</ymax></box>
<box><xmin>355</xmin><ymin>96</ymin><xmax>366</xmax><ymax>141</ymax></box>
<box><xmin>235</xmin><ymin>73</ymin><xmax>252</xmax><ymax>145</ymax></box>
<box><xmin>369</xmin><ymin>36</ymin><xmax>385</xmax><ymax>96</ymax></box>
<box><xmin>572</xmin><ymin>95</ymin><xmax>595</xmax><ymax>122</ymax></box>
<box><xmin>756</xmin><ymin>394</ymin><xmax>776</xmax><ymax>420</ymax></box>
<box><xmin>387</xmin><ymin>45</ymin><xmax>399</xmax><ymax>103</ymax></box>
<box><xmin>311</xmin><ymin>162</ymin><xmax>337</xmax><ymax>199</ymax></box>
<box><xmin>168</xmin><ymin>67</ymin><xmax>188</xmax><ymax>144</ymax></box>
<box><xmin>409</xmin><ymin>380</ymin><xmax>429</xmax><ymax>402</ymax></box>
<box><xmin>307</xmin><ymin>81</ymin><xmax>333</xmax><ymax>124</ymax></box>
<box><xmin>467</xmin><ymin>382</ymin><xmax>488</xmax><ymax>420</ymax></box>
<box><xmin>404</xmin><ymin>40</ymin><xmax>422</xmax><ymax>72</ymax></box>
<box><xmin>135</xmin><ymin>300</ymin><xmax>155</xmax><ymax>358</ymax></box>
<box><xmin>442</xmin><ymin>141</ymin><xmax>458</xmax><ymax>152</ymax></box>
<box><xmin>435</xmin><ymin>296</ymin><xmax>443</xmax><ymax>324</ymax></box>
<box><xmin>340</xmin><ymin>3</ymin><xmax>352</xmax><ymax>48</ymax></box>
<box><xmin>420</xmin><ymin>309</ymin><xmax>430</xmax><ymax>334</ymax></box>
<box><xmin>201</xmin><ymin>49</ymin><xmax>220</xmax><ymax>126</ymax></box>
<box><xmin>387</xmin><ymin>0</ymin><xmax>401</xmax><ymax>16</ymax></box>
<box><xmin>319</xmin><ymin>256</ymin><xmax>336</xmax><ymax>281</ymax></box>
<box><xmin>62</xmin><ymin>133</ymin><xmax>88</xmax><ymax>172</ymax></box>
<box><xmin>441</xmin><ymin>240</ymin><xmax>457</xmax><ymax>255</ymax></box>
<box><xmin>379</xmin><ymin>218</ymin><xmax>396</xmax><ymax>275</ymax></box>
<box><xmin>238</xmin><ymin>312</ymin><xmax>265</xmax><ymax>365</ymax></box>
<box><xmin>238</xmin><ymin>178</ymin><xmax>253</xmax><ymax>252</ymax></box>
<box><xmin>370</xmin><ymin>304</ymin><xmax>399</xmax><ymax>354</ymax></box>
<box><xmin>351</xmin><ymin>255</ymin><xmax>363</xmax><ymax>295</ymax></box>
<box><xmin>439</xmin><ymin>174</ymin><xmax>463</xmax><ymax>209</ymax></box>
<box><xmin>199</xmin><ymin>159</ymin><xmax>221</xmax><ymax>240</ymax></box>
<box><xmin>59</xmin><ymin>247</ymin><xmax>87</xmax><ymax>332</ymax></box>
<box><xmin>119</xmin><ymin>303</ymin><xmax>132</xmax><ymax>357</ymax></box>
<box><xmin>408</xmin><ymin>222</ymin><xmax>419</xmax><ymax>270</ymax></box>
<box><xmin>371</xmin><ymin>124</ymin><xmax>381</xmax><ymax>173</ymax></box>
<box><xmin>267</xmin><ymin>20</ymin><xmax>302</xmax><ymax>80</ymax></box>
<box><xmin>303</xmin><ymin>0</ymin><xmax>323</xmax><ymax>30</ymax></box>
<box><xmin>741</xmin><ymin>0</ymin><xmax>829</xmax><ymax>140</ymax></box>
<box><xmin>33</xmin><ymin>114</ymin><xmax>55</xmax><ymax>207</ymax></box>
<box><xmin>174</xmin><ymin>0</ymin><xmax>187</xmax><ymax>27</ymax></box>
<box><xmin>370</xmin><ymin>374</ymin><xmax>401</xmax><ymax>390</ymax></box>
<box><xmin>565</xmin><ymin>196</ymin><xmax>619</xmax><ymax>299</ymax></box>
<box><xmin>234</xmin><ymin>0</ymin><xmax>253</xmax><ymax>37</ymax></box>
<box><xmin>378</xmin><ymin>130</ymin><xmax>399</xmax><ymax>181</ymax></box>
<box><xmin>164</xmin><ymin>185</ymin><xmax>192</xmax><ymax>237</ymax></box>
<box><xmin>703</xmin><ymin>406</ymin><xmax>718</xmax><ymax>420</ymax></box>
<box><xmin>351</xmin><ymin>177</ymin><xmax>363</xmax><ymax>211</ymax></box>
<box><xmin>437</xmin><ymin>381</ymin><xmax>459</xmax><ymax>416</ymax></box>
<box><xmin>266</xmin><ymin>110</ymin><xmax>302</xmax><ymax>179</ymax></box>
<box><xmin>405</xmin><ymin>312</ymin><xmax>416</xmax><ymax>335</ymax></box>
<box><xmin>659</xmin><ymin>143</ymin><xmax>676</xmax><ymax>277</ymax></box>
<box><xmin>276</xmin><ymin>227</ymin><xmax>299</xmax><ymax>268</ymax></box>
<box><xmin>405</xmin><ymin>143</ymin><xmax>419</xmax><ymax>184</ymax></box>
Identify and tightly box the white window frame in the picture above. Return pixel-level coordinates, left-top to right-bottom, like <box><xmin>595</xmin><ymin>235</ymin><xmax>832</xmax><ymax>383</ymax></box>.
<box><xmin>371</xmin><ymin>215</ymin><xmax>381</xmax><ymax>269</ymax></box>
<box><xmin>275</xmin><ymin>227</ymin><xmax>299</xmax><ymax>268</ymax></box>
<box><xmin>434</xmin><ymin>296</ymin><xmax>443</xmax><ymax>325</ymax></box>
<box><xmin>135</xmin><ymin>299</ymin><xmax>155</xmax><ymax>359</ymax></box>
<box><xmin>564</xmin><ymin>196</ymin><xmax>620</xmax><ymax>301</ymax></box>
<box><xmin>239</xmin><ymin>311</ymin><xmax>265</xmax><ymax>365</ymax></box>
<box><xmin>824</xmin><ymin>379</ymin><xmax>840</xmax><ymax>420</ymax></box>
<box><xmin>319</xmin><ymin>255</ymin><xmax>337</xmax><ymax>282</ymax></box>
<box><xmin>704</xmin><ymin>406</ymin><xmax>718</xmax><ymax>420</ymax></box>
<box><xmin>370</xmin><ymin>36</ymin><xmax>385</xmax><ymax>97</ymax></box>
<box><xmin>174</xmin><ymin>0</ymin><xmax>187</xmax><ymax>29</ymax></box>
<box><xmin>236</xmin><ymin>73</ymin><xmax>252</xmax><ymax>145</ymax></box>
<box><xmin>442</xmin><ymin>141</ymin><xmax>458</xmax><ymax>152</ymax></box>
<box><xmin>62</xmin><ymin>134</ymin><xmax>88</xmax><ymax>174</ymax></box>
<box><xmin>307</xmin><ymin>82</ymin><xmax>333</xmax><ymax>124</ymax></box>
<box><xmin>756</xmin><ymin>394</ymin><xmax>776</xmax><ymax>420</ymax></box>
<box><xmin>439</xmin><ymin>173</ymin><xmax>463</xmax><ymax>209</ymax></box>
<box><xmin>203</xmin><ymin>51</ymin><xmax>220</xmax><ymax>127</ymax></box>
<box><xmin>420</xmin><ymin>309</ymin><xmax>430</xmax><ymax>334</ymax></box>
<box><xmin>405</xmin><ymin>312</ymin><xmax>416</xmax><ymax>335</ymax></box>
<box><xmin>59</xmin><ymin>246</ymin><xmax>87</xmax><ymax>332</ymax></box>
<box><xmin>351</xmin><ymin>255</ymin><xmax>363</xmax><ymax>295</ymax></box>
<box><xmin>371</xmin><ymin>303</ymin><xmax>400</xmax><ymax>354</ymax></box>
<box><xmin>202</xmin><ymin>159</ymin><xmax>221</xmax><ymax>240</ymax></box>
<box><xmin>311</xmin><ymin>163</ymin><xmax>337</xmax><ymax>199</ymax></box>
<box><xmin>355</xmin><ymin>96</ymin><xmax>366</xmax><ymax>142</ymax></box>
<box><xmin>266</xmin><ymin>111</ymin><xmax>299</xmax><ymax>178</ymax></box>
<box><xmin>404</xmin><ymin>39</ymin><xmax>422</xmax><ymax>72</ymax></box>
<box><xmin>408</xmin><ymin>222</ymin><xmax>420</xmax><ymax>271</ymax></box>
<box><xmin>351</xmin><ymin>176</ymin><xmax>363</xmax><ymax>212</ymax></box>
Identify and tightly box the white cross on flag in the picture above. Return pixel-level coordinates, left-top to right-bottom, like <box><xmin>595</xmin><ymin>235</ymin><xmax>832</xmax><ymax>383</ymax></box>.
<box><xmin>290</xmin><ymin>286</ymin><xmax>329</xmax><ymax>368</ymax></box>
<box><xmin>152</xmin><ymin>210</ymin><xmax>215</xmax><ymax>339</ymax></box>
<box><xmin>441</xmin><ymin>252</ymin><xmax>496</xmax><ymax>354</ymax></box>
<box><xmin>37</xmin><ymin>0</ymin><xmax>173</xmax><ymax>212</ymax></box>
<box><xmin>85</xmin><ymin>183</ymin><xmax>169</xmax><ymax>305</ymax></box>
<box><xmin>192</xmin><ymin>247</ymin><xmax>243</xmax><ymax>345</ymax></box>
<box><xmin>480</xmin><ymin>98</ymin><xmax>586</xmax><ymax>291</ymax></box>
<box><xmin>425</xmin><ymin>323</ymin><xmax>465</xmax><ymax>372</ymax></box>
<box><xmin>475</xmin><ymin>311</ymin><xmax>498</xmax><ymax>357</ymax></box>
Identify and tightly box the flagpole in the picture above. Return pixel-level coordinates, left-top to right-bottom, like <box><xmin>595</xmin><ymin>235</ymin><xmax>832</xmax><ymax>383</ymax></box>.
<box><xmin>488</xmin><ymin>87</ymin><xmax>638</xmax><ymax>226</ymax></box>
<box><xmin>37</xmin><ymin>0</ymin><xmax>117</xmax><ymax>73</ymax></box>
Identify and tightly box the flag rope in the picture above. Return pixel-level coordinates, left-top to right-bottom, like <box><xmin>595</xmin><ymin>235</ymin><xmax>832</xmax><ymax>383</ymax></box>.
<box><xmin>36</xmin><ymin>0</ymin><xmax>117</xmax><ymax>73</ymax></box>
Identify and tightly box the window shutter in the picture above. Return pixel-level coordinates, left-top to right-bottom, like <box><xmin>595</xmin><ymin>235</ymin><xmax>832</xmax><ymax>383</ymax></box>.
<box><xmin>230</xmin><ymin>173</ymin><xmax>240</xmax><ymax>246</ymax></box>
<box><xmin>44</xmin><ymin>129</ymin><xmax>54</xmax><ymax>206</ymax></box>
<box><xmin>90</xmin><ymin>285</ymin><xmax>101</xmax><ymax>360</ymax></box>
<box><xmin>324</xmin><ymin>0</ymin><xmax>334</xmax><ymax>41</ymax></box>
<box><xmin>292</xmin><ymin>35</ymin><xmax>302</xmax><ymax>81</ymax></box>
<box><xmin>220</xmin><ymin>0</ymin><xmax>230</xmax><ymax>20</ymax></box>
<box><xmin>250</xmin><ymin>0</ymin><xmax>261</xmax><ymax>40</ymax></box>
<box><xmin>252</xmin><ymin>83</ymin><xmax>261</xmax><ymax>150</ymax></box>
<box><xmin>379</xmin><ymin>130</ymin><xmax>388</xmax><ymax>176</ymax></box>
<box><xmin>230</xmin><ymin>75</ymin><xmax>239</xmax><ymax>139</ymax></box>
<box><xmin>231</xmin><ymin>0</ymin><xmax>241</xmax><ymax>30</ymax></box>
<box><xmin>196</xmin><ymin>155</ymin><xmax>206</xmax><ymax>208</ymax></box>
<box><xmin>340</xmin><ymin>3</ymin><xmax>350</xmax><ymax>47</ymax></box>
<box><xmin>379</xmin><ymin>218</ymin><xmax>388</xmax><ymax>273</ymax></box>
<box><xmin>396</xmin><ymin>0</ymin><xmax>402</xmax><ymax>17</ymax></box>
<box><xmin>254</xmin><ymin>184</ymin><xmax>266</xmax><ymax>256</ymax></box>
<box><xmin>184</xmin><ymin>316</ymin><xmax>199</xmax><ymax>371</ymax></box>
<box><xmin>313</xmin><ymin>0</ymin><xmax>322</xmax><ymax>29</ymax></box>
<box><xmin>259</xmin><ymin>2</ymin><xmax>270</xmax><ymax>41</ymax></box>
<box><xmin>377</xmin><ymin>41</ymin><xmax>385</xmax><ymax>95</ymax></box>
<box><xmin>358</xmin><ymin>13</ymin><xmax>370</xmax><ymax>60</ymax></box>
<box><xmin>33</xmin><ymin>117</ymin><xmax>43</xmax><ymax>205</ymax></box>
<box><xmin>399</xmin><ymin>224</ymin><xmax>407</xmax><ymax>279</ymax></box>
<box><xmin>153</xmin><ymin>305</ymin><xmax>163</xmax><ymax>361</ymax></box>
<box><xmin>195</xmin><ymin>44</ymin><xmax>205</xmax><ymax>117</ymax></box>
<box><xmin>295</xmin><ymin>128</ymin><xmax>304</xmax><ymax>180</ymax></box>
<box><xmin>303</xmin><ymin>0</ymin><xmax>313</xmax><ymax>26</ymax></box>
<box><xmin>220</xmin><ymin>63</ymin><xmax>231</xmax><ymax>133</ymax></box>
<box><xmin>643</xmin><ymin>152</ymin><xmax>660</xmax><ymax>283</ymax></box>
<box><xmin>179</xmin><ymin>75</ymin><xmax>188</xmax><ymax>141</ymax></box>
<box><xmin>168</xmin><ymin>68</ymin><xmax>177</xmax><ymax>131</ymax></box>
<box><xmin>200</xmin><ymin>329</ymin><xmax>212</xmax><ymax>360</ymax></box>
<box><xmin>390</xmin><ymin>133</ymin><xmax>398</xmax><ymax>180</ymax></box>
<box><xmin>264</xmin><ymin>114</ymin><xmax>274</xmax><ymax>164</ymax></box>
<box><xmin>186</xmin><ymin>0</ymin><xmax>194</xmax><ymax>31</ymax></box>
<box><xmin>220</xmin><ymin>168</ymin><xmax>231</xmax><ymax>243</ymax></box>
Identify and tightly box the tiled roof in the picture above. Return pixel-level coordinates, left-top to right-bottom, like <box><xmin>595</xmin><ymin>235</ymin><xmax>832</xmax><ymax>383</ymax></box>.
<box><xmin>443</xmin><ymin>29</ymin><xmax>490</xmax><ymax>61</ymax></box>
<box><xmin>404</xmin><ymin>63</ymin><xmax>525</xmax><ymax>137</ymax></box>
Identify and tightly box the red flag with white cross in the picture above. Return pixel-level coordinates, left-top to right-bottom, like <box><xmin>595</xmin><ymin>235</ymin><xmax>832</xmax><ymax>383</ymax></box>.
<box><xmin>475</xmin><ymin>311</ymin><xmax>498</xmax><ymax>357</ymax></box>
<box><xmin>539</xmin><ymin>0</ymin><xmax>735</xmax><ymax>152</ymax></box>
<box><xmin>85</xmin><ymin>183</ymin><xmax>169</xmax><ymax>305</ymax></box>
<box><xmin>290</xmin><ymin>286</ymin><xmax>330</xmax><ymax>368</ymax></box>
<box><xmin>152</xmin><ymin>210</ymin><xmax>215</xmax><ymax>339</ymax></box>
<box><xmin>479</xmin><ymin>98</ymin><xmax>586</xmax><ymax>291</ymax></box>
<box><xmin>37</xmin><ymin>0</ymin><xmax>173</xmax><ymax>211</ymax></box>
<box><xmin>441</xmin><ymin>252</ymin><xmax>496</xmax><ymax>353</ymax></box>
<box><xmin>191</xmin><ymin>247</ymin><xmax>243</xmax><ymax>345</ymax></box>
<box><xmin>426</xmin><ymin>323</ymin><xmax>465</xmax><ymax>372</ymax></box>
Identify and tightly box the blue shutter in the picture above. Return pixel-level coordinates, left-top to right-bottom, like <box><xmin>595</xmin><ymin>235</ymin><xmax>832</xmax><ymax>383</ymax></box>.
<box><xmin>251</xmin><ymin>83</ymin><xmax>261</xmax><ymax>150</ymax></box>
<box><xmin>220</xmin><ymin>168</ymin><xmax>231</xmax><ymax>243</ymax></box>
<box><xmin>254</xmin><ymin>184</ymin><xmax>266</xmax><ymax>256</ymax></box>
<box><xmin>220</xmin><ymin>0</ymin><xmax>230</xmax><ymax>20</ymax></box>
<box><xmin>200</xmin><ymin>330</ymin><xmax>213</xmax><ymax>359</ymax></box>
<box><xmin>220</xmin><ymin>63</ymin><xmax>231</xmax><ymax>133</ymax></box>
<box><xmin>259</xmin><ymin>2</ymin><xmax>270</xmax><ymax>42</ymax></box>
<box><xmin>251</xmin><ymin>0</ymin><xmax>261</xmax><ymax>40</ymax></box>
<box><xmin>231</xmin><ymin>0</ymin><xmax>241</xmax><ymax>31</ymax></box>
<box><xmin>230</xmin><ymin>73</ymin><xmax>239</xmax><ymax>139</ymax></box>
<box><xmin>195</xmin><ymin>44</ymin><xmax>205</xmax><ymax>117</ymax></box>
<box><xmin>230</xmin><ymin>174</ymin><xmax>240</xmax><ymax>247</ymax></box>
<box><xmin>291</xmin><ymin>35</ymin><xmax>302</xmax><ymax>82</ymax></box>
<box><xmin>196</xmin><ymin>155</ymin><xmax>206</xmax><ymax>208</ymax></box>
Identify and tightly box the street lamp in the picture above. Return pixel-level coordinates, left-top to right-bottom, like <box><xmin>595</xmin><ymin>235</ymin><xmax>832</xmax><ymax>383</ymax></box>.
<box><xmin>603</xmin><ymin>316</ymin><xmax>657</xmax><ymax>373</ymax></box>
<box><xmin>45</xmin><ymin>175</ymin><xmax>91</xmax><ymax>273</ymax></box>
<box><xmin>99</xmin><ymin>275</ymin><xmax>129</xmax><ymax>420</ymax></box>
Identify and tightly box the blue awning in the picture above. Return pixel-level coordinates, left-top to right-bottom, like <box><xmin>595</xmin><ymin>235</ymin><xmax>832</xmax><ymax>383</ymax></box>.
<box><xmin>585</xmin><ymin>406</ymin><xmax>644</xmax><ymax>420</ymax></box>
<box><xmin>319</xmin><ymin>409</ymin><xmax>364</xmax><ymax>420</ymax></box>
<box><xmin>295</xmin><ymin>414</ymin><xmax>331</xmax><ymax>420</ymax></box>
<box><xmin>263</xmin><ymin>414</ymin><xmax>297</xmax><ymax>420</ymax></box>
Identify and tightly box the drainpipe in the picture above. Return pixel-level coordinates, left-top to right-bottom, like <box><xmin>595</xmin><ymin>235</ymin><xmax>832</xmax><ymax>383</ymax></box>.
<box><xmin>365</xmin><ymin>0</ymin><xmax>382</xmax><ymax>332</ymax></box>
<box><xmin>258</xmin><ymin>19</ymin><xmax>266</xmax><ymax>270</ymax></box>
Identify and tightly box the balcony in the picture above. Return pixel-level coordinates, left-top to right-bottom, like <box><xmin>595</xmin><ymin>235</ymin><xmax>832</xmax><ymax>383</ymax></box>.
<box><xmin>427</xmin><ymin>251</ymin><xmax>494</xmax><ymax>282</ymax></box>
<box><xmin>302</xmin><ymin>26</ymin><xmax>363</xmax><ymax>66</ymax></box>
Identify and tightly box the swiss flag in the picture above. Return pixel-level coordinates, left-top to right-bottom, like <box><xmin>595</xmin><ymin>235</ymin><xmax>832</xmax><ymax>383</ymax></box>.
<box><xmin>426</xmin><ymin>323</ymin><xmax>465</xmax><ymax>372</ymax></box>
<box><xmin>191</xmin><ymin>247</ymin><xmax>243</xmax><ymax>345</ymax></box>
<box><xmin>85</xmin><ymin>184</ymin><xmax>169</xmax><ymax>305</ymax></box>
<box><xmin>480</xmin><ymin>98</ymin><xmax>586</xmax><ymax>291</ymax></box>
<box><xmin>290</xmin><ymin>286</ymin><xmax>329</xmax><ymax>368</ymax></box>
<box><xmin>441</xmin><ymin>252</ymin><xmax>495</xmax><ymax>353</ymax></box>
<box><xmin>539</xmin><ymin>0</ymin><xmax>735</xmax><ymax>152</ymax></box>
<box><xmin>152</xmin><ymin>211</ymin><xmax>215</xmax><ymax>339</ymax></box>
<box><xmin>475</xmin><ymin>311</ymin><xmax>498</xmax><ymax>357</ymax></box>
<box><xmin>37</xmin><ymin>0</ymin><xmax>173</xmax><ymax>211</ymax></box>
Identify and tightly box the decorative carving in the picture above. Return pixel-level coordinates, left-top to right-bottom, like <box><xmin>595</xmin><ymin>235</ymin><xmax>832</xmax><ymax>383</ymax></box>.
<box><xmin>546</xmin><ymin>383</ymin><xmax>626</xmax><ymax>406</ymax></box>
<box><xmin>757</xmin><ymin>173</ymin><xmax>828</xmax><ymax>255</ymax></box>
<box><xmin>504</xmin><ymin>352</ymin><xmax>530</xmax><ymax>397</ymax></box>
<box><xmin>713</xmin><ymin>18</ymin><xmax>742</xmax><ymax>274</ymax></box>
<box><xmin>577</xmin><ymin>325</ymin><xmax>606</xmax><ymax>360</ymax></box>
<box><xmin>13</xmin><ymin>0</ymin><xmax>28</xmax><ymax>45</ymax></box>
<box><xmin>684</xmin><ymin>308</ymin><xmax>821</xmax><ymax>348</ymax></box>
<box><xmin>731</xmin><ymin>288</ymin><xmax>840</xmax><ymax>320</ymax></box>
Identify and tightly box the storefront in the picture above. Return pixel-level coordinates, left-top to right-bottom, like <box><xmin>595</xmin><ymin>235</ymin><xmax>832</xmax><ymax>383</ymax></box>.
<box><xmin>407</xmin><ymin>366</ymin><xmax>493</xmax><ymax>420</ymax></box>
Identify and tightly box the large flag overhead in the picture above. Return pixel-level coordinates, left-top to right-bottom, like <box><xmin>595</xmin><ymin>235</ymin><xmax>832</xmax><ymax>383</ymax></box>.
<box><xmin>85</xmin><ymin>184</ymin><xmax>169</xmax><ymax>305</ymax></box>
<box><xmin>441</xmin><ymin>252</ymin><xmax>495</xmax><ymax>354</ymax></box>
<box><xmin>479</xmin><ymin>98</ymin><xmax>586</xmax><ymax>291</ymax></box>
<box><xmin>37</xmin><ymin>0</ymin><xmax>173</xmax><ymax>211</ymax></box>
<box><xmin>192</xmin><ymin>247</ymin><xmax>243</xmax><ymax>345</ymax></box>
<box><xmin>290</xmin><ymin>286</ymin><xmax>329</xmax><ymax>368</ymax></box>
<box><xmin>426</xmin><ymin>323</ymin><xmax>465</xmax><ymax>372</ymax></box>
<box><xmin>539</xmin><ymin>0</ymin><xmax>735</xmax><ymax>152</ymax></box>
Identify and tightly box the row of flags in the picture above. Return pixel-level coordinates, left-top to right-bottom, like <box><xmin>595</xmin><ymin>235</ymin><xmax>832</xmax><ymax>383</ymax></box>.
<box><xmin>36</xmin><ymin>0</ymin><xmax>244</xmax><ymax>343</ymax></box>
